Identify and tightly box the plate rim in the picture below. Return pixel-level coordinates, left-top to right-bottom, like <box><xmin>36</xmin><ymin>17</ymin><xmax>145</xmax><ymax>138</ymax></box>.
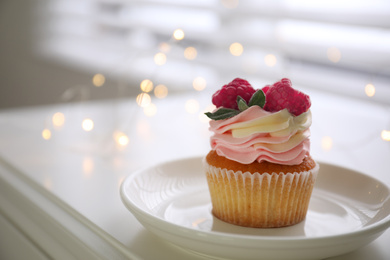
<box><xmin>120</xmin><ymin>156</ymin><xmax>390</xmax><ymax>244</ymax></box>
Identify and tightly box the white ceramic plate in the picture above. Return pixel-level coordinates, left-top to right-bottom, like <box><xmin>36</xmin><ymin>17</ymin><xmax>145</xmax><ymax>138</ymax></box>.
<box><xmin>120</xmin><ymin>157</ymin><xmax>390</xmax><ymax>260</ymax></box>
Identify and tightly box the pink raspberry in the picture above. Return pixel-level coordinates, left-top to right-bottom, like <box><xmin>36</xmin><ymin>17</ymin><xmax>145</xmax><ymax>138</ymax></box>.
<box><xmin>263</xmin><ymin>78</ymin><xmax>311</xmax><ymax>116</ymax></box>
<box><xmin>212</xmin><ymin>78</ymin><xmax>256</xmax><ymax>110</ymax></box>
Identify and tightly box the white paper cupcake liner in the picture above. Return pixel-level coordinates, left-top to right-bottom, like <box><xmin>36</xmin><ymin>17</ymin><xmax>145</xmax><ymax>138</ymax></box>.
<box><xmin>203</xmin><ymin>158</ymin><xmax>319</xmax><ymax>228</ymax></box>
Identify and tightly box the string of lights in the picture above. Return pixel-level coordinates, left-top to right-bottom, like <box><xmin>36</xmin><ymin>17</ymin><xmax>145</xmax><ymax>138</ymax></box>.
<box><xmin>40</xmin><ymin>3</ymin><xmax>390</xmax><ymax>152</ymax></box>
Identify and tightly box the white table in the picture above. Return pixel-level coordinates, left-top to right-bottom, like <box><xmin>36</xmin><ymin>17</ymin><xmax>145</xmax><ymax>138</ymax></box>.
<box><xmin>0</xmin><ymin>88</ymin><xmax>389</xmax><ymax>260</ymax></box>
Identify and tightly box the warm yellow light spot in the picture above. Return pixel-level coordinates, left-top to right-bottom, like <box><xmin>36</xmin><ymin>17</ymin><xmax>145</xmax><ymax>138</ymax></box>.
<box><xmin>154</xmin><ymin>84</ymin><xmax>168</xmax><ymax>99</ymax></box>
<box><xmin>159</xmin><ymin>42</ymin><xmax>171</xmax><ymax>53</ymax></box>
<box><xmin>185</xmin><ymin>99</ymin><xmax>199</xmax><ymax>114</ymax></box>
<box><xmin>140</xmin><ymin>79</ymin><xmax>154</xmax><ymax>92</ymax></box>
<box><xmin>136</xmin><ymin>93</ymin><xmax>151</xmax><ymax>107</ymax></box>
<box><xmin>184</xmin><ymin>47</ymin><xmax>197</xmax><ymax>60</ymax></box>
<box><xmin>82</xmin><ymin>118</ymin><xmax>94</xmax><ymax>132</ymax></box>
<box><xmin>264</xmin><ymin>54</ymin><xmax>277</xmax><ymax>67</ymax></box>
<box><xmin>52</xmin><ymin>112</ymin><xmax>65</xmax><ymax>128</ymax></box>
<box><xmin>365</xmin><ymin>83</ymin><xmax>375</xmax><ymax>97</ymax></box>
<box><xmin>113</xmin><ymin>131</ymin><xmax>130</xmax><ymax>147</ymax></box>
<box><xmin>221</xmin><ymin>0</ymin><xmax>239</xmax><ymax>9</ymax></box>
<box><xmin>42</xmin><ymin>128</ymin><xmax>52</xmax><ymax>140</ymax></box>
<box><xmin>144</xmin><ymin>103</ymin><xmax>157</xmax><ymax>117</ymax></box>
<box><xmin>118</xmin><ymin>135</ymin><xmax>129</xmax><ymax>146</ymax></box>
<box><xmin>229</xmin><ymin>42</ymin><xmax>243</xmax><ymax>56</ymax></box>
<box><xmin>327</xmin><ymin>47</ymin><xmax>341</xmax><ymax>63</ymax></box>
<box><xmin>173</xmin><ymin>29</ymin><xmax>185</xmax><ymax>40</ymax></box>
<box><xmin>154</xmin><ymin>52</ymin><xmax>167</xmax><ymax>66</ymax></box>
<box><xmin>381</xmin><ymin>130</ymin><xmax>390</xmax><ymax>141</ymax></box>
<box><xmin>82</xmin><ymin>157</ymin><xmax>94</xmax><ymax>177</ymax></box>
<box><xmin>92</xmin><ymin>73</ymin><xmax>105</xmax><ymax>87</ymax></box>
<box><xmin>321</xmin><ymin>136</ymin><xmax>333</xmax><ymax>151</ymax></box>
<box><xmin>193</xmin><ymin>77</ymin><xmax>207</xmax><ymax>91</ymax></box>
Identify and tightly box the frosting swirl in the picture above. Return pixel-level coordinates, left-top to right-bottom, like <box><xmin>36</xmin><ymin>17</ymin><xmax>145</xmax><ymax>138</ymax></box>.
<box><xmin>209</xmin><ymin>106</ymin><xmax>311</xmax><ymax>165</ymax></box>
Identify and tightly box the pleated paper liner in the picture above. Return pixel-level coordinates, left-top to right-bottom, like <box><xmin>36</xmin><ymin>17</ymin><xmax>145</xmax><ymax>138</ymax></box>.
<box><xmin>204</xmin><ymin>160</ymin><xmax>319</xmax><ymax>228</ymax></box>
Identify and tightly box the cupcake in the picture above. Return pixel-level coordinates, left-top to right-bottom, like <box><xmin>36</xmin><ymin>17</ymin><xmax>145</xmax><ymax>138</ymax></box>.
<box><xmin>204</xmin><ymin>78</ymin><xmax>319</xmax><ymax>228</ymax></box>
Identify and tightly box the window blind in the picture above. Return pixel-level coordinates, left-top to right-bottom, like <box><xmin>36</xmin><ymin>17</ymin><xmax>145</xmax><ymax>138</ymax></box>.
<box><xmin>35</xmin><ymin>0</ymin><xmax>390</xmax><ymax>103</ymax></box>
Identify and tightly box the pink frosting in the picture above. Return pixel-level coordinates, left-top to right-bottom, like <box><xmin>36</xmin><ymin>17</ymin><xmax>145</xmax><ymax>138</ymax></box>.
<box><xmin>209</xmin><ymin>106</ymin><xmax>311</xmax><ymax>165</ymax></box>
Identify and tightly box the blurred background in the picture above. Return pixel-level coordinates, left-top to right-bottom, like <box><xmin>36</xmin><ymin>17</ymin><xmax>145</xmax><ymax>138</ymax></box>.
<box><xmin>1</xmin><ymin>0</ymin><xmax>390</xmax><ymax>109</ymax></box>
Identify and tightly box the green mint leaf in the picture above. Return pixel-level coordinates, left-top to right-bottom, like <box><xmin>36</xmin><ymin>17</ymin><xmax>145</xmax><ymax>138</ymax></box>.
<box><xmin>249</xmin><ymin>89</ymin><xmax>266</xmax><ymax>108</ymax></box>
<box><xmin>237</xmin><ymin>96</ymin><xmax>249</xmax><ymax>112</ymax></box>
<box><xmin>205</xmin><ymin>108</ymin><xmax>240</xmax><ymax>120</ymax></box>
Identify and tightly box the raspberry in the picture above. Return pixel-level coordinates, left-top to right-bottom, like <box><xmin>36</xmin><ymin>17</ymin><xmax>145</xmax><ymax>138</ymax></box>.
<box><xmin>212</xmin><ymin>78</ymin><xmax>256</xmax><ymax>110</ymax></box>
<box><xmin>263</xmin><ymin>78</ymin><xmax>311</xmax><ymax>116</ymax></box>
<box><xmin>262</xmin><ymin>85</ymin><xmax>271</xmax><ymax>94</ymax></box>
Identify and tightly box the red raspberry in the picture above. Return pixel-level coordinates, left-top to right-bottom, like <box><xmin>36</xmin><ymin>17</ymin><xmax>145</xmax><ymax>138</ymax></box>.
<box><xmin>212</xmin><ymin>78</ymin><xmax>256</xmax><ymax>110</ymax></box>
<box><xmin>262</xmin><ymin>85</ymin><xmax>271</xmax><ymax>94</ymax></box>
<box><xmin>263</xmin><ymin>78</ymin><xmax>311</xmax><ymax>116</ymax></box>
